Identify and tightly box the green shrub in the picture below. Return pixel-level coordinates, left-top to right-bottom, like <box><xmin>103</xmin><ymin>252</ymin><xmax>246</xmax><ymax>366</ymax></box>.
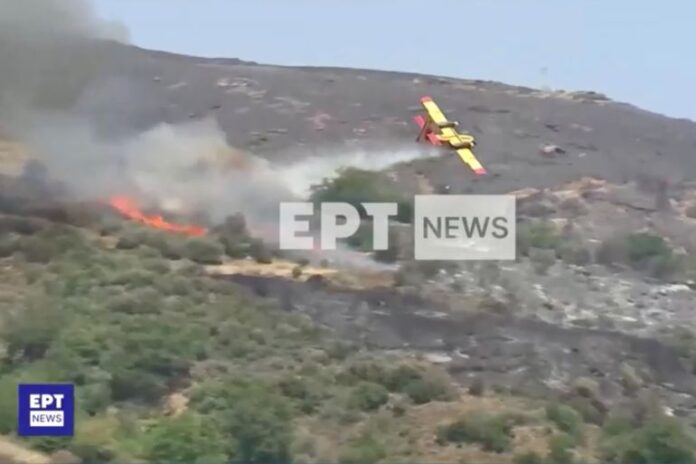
<box><xmin>436</xmin><ymin>413</ymin><xmax>514</xmax><ymax>453</ymax></box>
<box><xmin>107</xmin><ymin>269</ymin><xmax>157</xmax><ymax>288</ymax></box>
<box><xmin>546</xmin><ymin>403</ymin><xmax>584</xmax><ymax>442</ymax></box>
<box><xmin>114</xmin><ymin>229</ymin><xmax>148</xmax><ymax>250</ymax></box>
<box><xmin>384</xmin><ymin>365</ymin><xmax>423</xmax><ymax>391</ymax></box>
<box><xmin>600</xmin><ymin>416</ymin><xmax>695</xmax><ymax>464</ymax></box>
<box><xmin>547</xmin><ymin>433</ymin><xmax>576</xmax><ymax>464</ymax></box>
<box><xmin>277</xmin><ymin>375</ymin><xmax>322</xmax><ymax>414</ymax></box>
<box><xmin>146</xmin><ymin>412</ymin><xmax>227</xmax><ymax>464</ymax></box>
<box><xmin>310</xmin><ymin>167</ymin><xmax>412</xmax><ymax>224</ymax></box>
<box><xmin>403</xmin><ymin>377</ymin><xmax>452</xmax><ymax>404</ymax></box>
<box><xmin>517</xmin><ymin>221</ymin><xmax>561</xmax><ymax>257</ymax></box>
<box><xmin>109</xmin><ymin>369</ymin><xmax>167</xmax><ymax>403</ymax></box>
<box><xmin>339</xmin><ymin>434</ymin><xmax>386</xmax><ymax>464</ymax></box>
<box><xmin>348</xmin><ymin>382</ymin><xmax>389</xmax><ymax>412</ymax></box>
<box><xmin>625</xmin><ymin>232</ymin><xmax>671</xmax><ymax>263</ymax></box>
<box><xmin>249</xmin><ymin>238</ymin><xmax>273</xmax><ymax>264</ymax></box>
<box><xmin>342</xmin><ymin>361</ymin><xmax>390</xmax><ymax>386</ymax></box>
<box><xmin>191</xmin><ymin>380</ymin><xmax>294</xmax><ymax>464</ymax></box>
<box><xmin>597</xmin><ymin>232</ymin><xmax>676</xmax><ymax>277</ymax></box>
<box><xmin>565</xmin><ymin>396</ymin><xmax>605</xmax><ymax>425</ymax></box>
<box><xmin>183</xmin><ymin>237</ymin><xmax>224</xmax><ymax>264</ymax></box>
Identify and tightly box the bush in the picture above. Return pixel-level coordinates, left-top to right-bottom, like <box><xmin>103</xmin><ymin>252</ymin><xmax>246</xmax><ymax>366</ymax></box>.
<box><xmin>436</xmin><ymin>413</ymin><xmax>514</xmax><ymax>453</ymax></box>
<box><xmin>145</xmin><ymin>412</ymin><xmax>227</xmax><ymax>464</ymax></box>
<box><xmin>626</xmin><ymin>232</ymin><xmax>671</xmax><ymax>263</ymax></box>
<box><xmin>249</xmin><ymin>239</ymin><xmax>273</xmax><ymax>264</ymax></box>
<box><xmin>597</xmin><ymin>232</ymin><xmax>678</xmax><ymax>279</ymax></box>
<box><xmin>183</xmin><ymin>237</ymin><xmax>224</xmax><ymax>265</ymax></box>
<box><xmin>565</xmin><ymin>396</ymin><xmax>605</xmax><ymax>426</ymax></box>
<box><xmin>277</xmin><ymin>375</ymin><xmax>322</xmax><ymax>414</ymax></box>
<box><xmin>216</xmin><ymin>214</ymin><xmax>255</xmax><ymax>259</ymax></box>
<box><xmin>384</xmin><ymin>365</ymin><xmax>423</xmax><ymax>391</ymax></box>
<box><xmin>517</xmin><ymin>221</ymin><xmax>561</xmax><ymax>257</ymax></box>
<box><xmin>403</xmin><ymin>377</ymin><xmax>452</xmax><ymax>404</ymax></box>
<box><xmin>342</xmin><ymin>361</ymin><xmax>390</xmax><ymax>386</ymax></box>
<box><xmin>546</xmin><ymin>403</ymin><xmax>584</xmax><ymax>442</ymax></box>
<box><xmin>190</xmin><ymin>380</ymin><xmax>294</xmax><ymax>464</ymax></box>
<box><xmin>547</xmin><ymin>433</ymin><xmax>577</xmax><ymax>464</ymax></box>
<box><xmin>348</xmin><ymin>382</ymin><xmax>389</xmax><ymax>412</ymax></box>
<box><xmin>109</xmin><ymin>369</ymin><xmax>168</xmax><ymax>403</ymax></box>
<box><xmin>310</xmin><ymin>167</ymin><xmax>413</xmax><ymax>224</ymax></box>
<box><xmin>600</xmin><ymin>416</ymin><xmax>696</xmax><ymax>464</ymax></box>
<box><xmin>107</xmin><ymin>269</ymin><xmax>157</xmax><ymax>288</ymax></box>
<box><xmin>339</xmin><ymin>434</ymin><xmax>386</xmax><ymax>464</ymax></box>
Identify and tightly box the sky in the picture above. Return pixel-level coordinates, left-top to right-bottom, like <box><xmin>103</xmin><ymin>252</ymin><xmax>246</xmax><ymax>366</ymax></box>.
<box><xmin>93</xmin><ymin>0</ymin><xmax>696</xmax><ymax>121</ymax></box>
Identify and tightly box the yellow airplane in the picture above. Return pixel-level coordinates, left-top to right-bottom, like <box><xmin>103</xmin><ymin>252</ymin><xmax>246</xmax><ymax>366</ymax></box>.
<box><xmin>413</xmin><ymin>96</ymin><xmax>486</xmax><ymax>176</ymax></box>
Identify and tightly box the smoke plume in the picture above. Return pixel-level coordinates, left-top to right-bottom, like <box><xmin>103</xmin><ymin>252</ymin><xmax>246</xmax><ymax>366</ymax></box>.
<box><xmin>0</xmin><ymin>0</ymin><xmax>434</xmax><ymax>270</ymax></box>
<box><xmin>0</xmin><ymin>0</ymin><xmax>128</xmax><ymax>120</ymax></box>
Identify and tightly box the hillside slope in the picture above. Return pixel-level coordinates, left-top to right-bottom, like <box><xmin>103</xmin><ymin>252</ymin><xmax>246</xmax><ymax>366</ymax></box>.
<box><xmin>82</xmin><ymin>41</ymin><xmax>696</xmax><ymax>194</ymax></box>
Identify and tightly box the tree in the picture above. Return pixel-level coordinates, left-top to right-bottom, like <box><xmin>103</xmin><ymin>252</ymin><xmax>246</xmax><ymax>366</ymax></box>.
<box><xmin>191</xmin><ymin>380</ymin><xmax>294</xmax><ymax>464</ymax></box>
<box><xmin>310</xmin><ymin>168</ymin><xmax>413</xmax><ymax>223</ymax></box>
<box><xmin>146</xmin><ymin>412</ymin><xmax>227</xmax><ymax>464</ymax></box>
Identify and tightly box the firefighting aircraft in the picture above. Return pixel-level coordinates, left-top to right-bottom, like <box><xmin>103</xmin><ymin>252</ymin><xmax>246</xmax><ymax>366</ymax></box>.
<box><xmin>413</xmin><ymin>96</ymin><xmax>487</xmax><ymax>176</ymax></box>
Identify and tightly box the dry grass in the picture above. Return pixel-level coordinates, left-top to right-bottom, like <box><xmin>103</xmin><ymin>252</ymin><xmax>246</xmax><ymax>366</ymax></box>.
<box><xmin>206</xmin><ymin>257</ymin><xmax>394</xmax><ymax>289</ymax></box>
<box><xmin>294</xmin><ymin>389</ymin><xmax>562</xmax><ymax>464</ymax></box>
<box><xmin>0</xmin><ymin>437</ymin><xmax>50</xmax><ymax>464</ymax></box>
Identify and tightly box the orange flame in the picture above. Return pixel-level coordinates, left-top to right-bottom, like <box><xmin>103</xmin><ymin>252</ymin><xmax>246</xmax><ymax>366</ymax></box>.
<box><xmin>109</xmin><ymin>195</ymin><xmax>207</xmax><ymax>237</ymax></box>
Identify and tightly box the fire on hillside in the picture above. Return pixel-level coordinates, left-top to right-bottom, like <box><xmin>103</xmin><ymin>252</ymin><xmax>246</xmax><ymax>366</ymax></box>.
<box><xmin>108</xmin><ymin>195</ymin><xmax>207</xmax><ymax>237</ymax></box>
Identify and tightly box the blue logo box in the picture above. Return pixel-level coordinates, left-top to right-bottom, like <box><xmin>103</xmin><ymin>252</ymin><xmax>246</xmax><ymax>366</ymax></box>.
<box><xmin>17</xmin><ymin>384</ymin><xmax>74</xmax><ymax>437</ymax></box>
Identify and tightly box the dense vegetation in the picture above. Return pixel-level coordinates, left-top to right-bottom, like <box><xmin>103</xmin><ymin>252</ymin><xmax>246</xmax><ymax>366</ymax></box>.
<box><xmin>0</xmin><ymin>212</ymin><xmax>694</xmax><ymax>463</ymax></box>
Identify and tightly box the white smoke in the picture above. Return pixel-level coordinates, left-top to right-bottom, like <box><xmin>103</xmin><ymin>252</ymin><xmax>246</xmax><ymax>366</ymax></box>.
<box><xmin>0</xmin><ymin>0</ymin><xmax>429</xmax><ymax>271</ymax></box>
<box><xmin>273</xmin><ymin>147</ymin><xmax>440</xmax><ymax>198</ymax></box>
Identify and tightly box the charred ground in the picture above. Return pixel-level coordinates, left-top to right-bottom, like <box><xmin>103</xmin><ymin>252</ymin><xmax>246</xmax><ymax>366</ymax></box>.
<box><xmin>82</xmin><ymin>41</ymin><xmax>696</xmax><ymax>193</ymax></box>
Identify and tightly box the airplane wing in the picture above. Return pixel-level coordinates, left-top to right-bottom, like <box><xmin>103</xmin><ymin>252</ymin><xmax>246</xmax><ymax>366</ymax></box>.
<box><xmin>418</xmin><ymin>96</ymin><xmax>487</xmax><ymax>176</ymax></box>
<box><xmin>421</xmin><ymin>97</ymin><xmax>450</xmax><ymax>126</ymax></box>
<box><xmin>456</xmin><ymin>148</ymin><xmax>486</xmax><ymax>176</ymax></box>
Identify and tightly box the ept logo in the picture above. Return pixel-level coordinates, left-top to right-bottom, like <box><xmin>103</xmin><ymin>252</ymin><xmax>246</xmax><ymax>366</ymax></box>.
<box><xmin>17</xmin><ymin>384</ymin><xmax>74</xmax><ymax>436</ymax></box>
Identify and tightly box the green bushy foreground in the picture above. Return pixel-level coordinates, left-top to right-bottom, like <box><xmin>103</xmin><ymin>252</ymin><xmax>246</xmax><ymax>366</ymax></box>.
<box><xmin>0</xmin><ymin>218</ymin><xmax>694</xmax><ymax>464</ymax></box>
